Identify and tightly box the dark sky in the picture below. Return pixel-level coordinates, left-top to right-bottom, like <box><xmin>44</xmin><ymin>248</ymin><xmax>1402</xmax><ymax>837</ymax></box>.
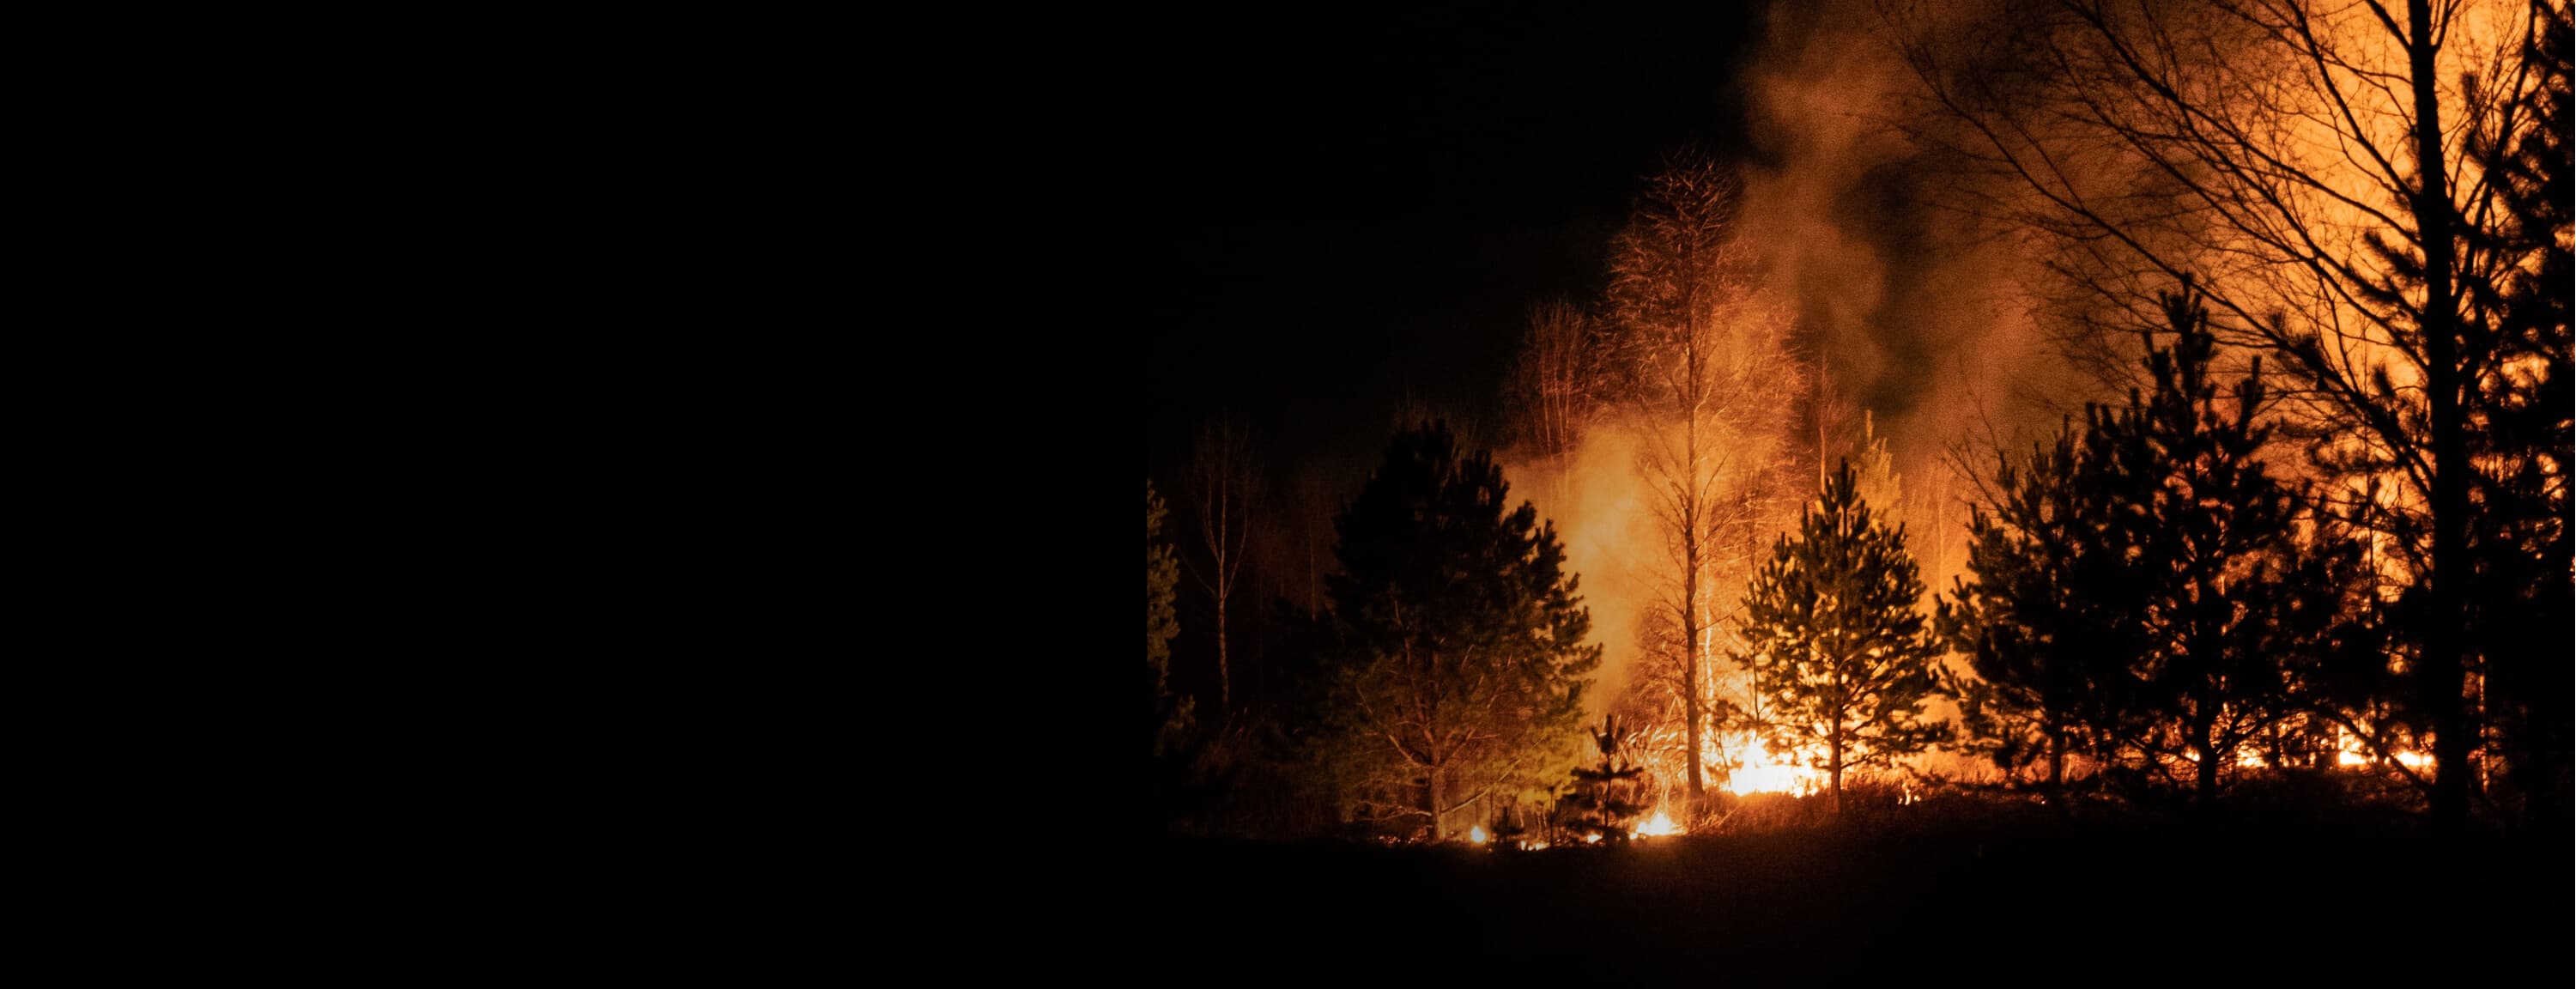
<box><xmin>1147</xmin><ymin>2</ymin><xmax>1772</xmax><ymax>498</ymax></box>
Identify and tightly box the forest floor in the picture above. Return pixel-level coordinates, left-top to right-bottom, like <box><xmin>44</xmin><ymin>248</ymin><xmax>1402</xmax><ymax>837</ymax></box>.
<box><xmin>1146</xmin><ymin>811</ymin><xmax>2568</xmax><ymax>985</ymax></box>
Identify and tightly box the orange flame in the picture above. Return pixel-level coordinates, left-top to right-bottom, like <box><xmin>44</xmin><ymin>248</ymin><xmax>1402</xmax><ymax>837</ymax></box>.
<box><xmin>1712</xmin><ymin>729</ymin><xmax>1827</xmax><ymax>797</ymax></box>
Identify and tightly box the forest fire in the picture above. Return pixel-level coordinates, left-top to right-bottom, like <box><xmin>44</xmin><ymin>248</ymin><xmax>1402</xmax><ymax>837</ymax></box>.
<box><xmin>1149</xmin><ymin>0</ymin><xmax>2569</xmax><ymax>932</ymax></box>
<box><xmin>1711</xmin><ymin>730</ymin><xmax>1826</xmax><ymax>798</ymax></box>
<box><xmin>1143</xmin><ymin>0</ymin><xmax>2572</xmax><ymax>977</ymax></box>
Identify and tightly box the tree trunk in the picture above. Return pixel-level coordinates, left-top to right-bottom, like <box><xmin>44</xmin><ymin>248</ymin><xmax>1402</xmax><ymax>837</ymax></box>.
<box><xmin>1215</xmin><ymin>596</ymin><xmax>1230</xmax><ymax>713</ymax></box>
<box><xmin>1425</xmin><ymin>765</ymin><xmax>1447</xmax><ymax>841</ymax></box>
<box><xmin>1683</xmin><ymin>547</ymin><xmax>1706</xmax><ymax>804</ymax></box>
<box><xmin>1829</xmin><ymin>722</ymin><xmax>1846</xmax><ymax>816</ymax></box>
<box><xmin>1682</xmin><ymin>362</ymin><xmax>1706</xmax><ymax>806</ymax></box>
<box><xmin>2195</xmin><ymin>719</ymin><xmax>2219</xmax><ymax>804</ymax></box>
<box><xmin>2409</xmin><ymin>0</ymin><xmax>2474</xmax><ymax>834</ymax></box>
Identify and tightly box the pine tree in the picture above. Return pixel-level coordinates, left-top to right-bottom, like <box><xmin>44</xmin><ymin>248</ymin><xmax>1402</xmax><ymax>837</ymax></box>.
<box><xmin>1317</xmin><ymin>421</ymin><xmax>1602</xmax><ymax>840</ymax></box>
<box><xmin>1890</xmin><ymin>0</ymin><xmax>2546</xmax><ymax>834</ymax></box>
<box><xmin>2088</xmin><ymin>284</ymin><xmax>2373</xmax><ymax>802</ymax></box>
<box><xmin>1559</xmin><ymin>713</ymin><xmax>1650</xmax><ymax>843</ymax></box>
<box><xmin>1944</xmin><ymin>282</ymin><xmax>2381</xmax><ymax>804</ymax></box>
<box><xmin>2467</xmin><ymin>0</ymin><xmax>2573</xmax><ymax>825</ymax></box>
<box><xmin>1939</xmin><ymin>423</ymin><xmax>2139</xmax><ymax>798</ymax></box>
<box><xmin>1735</xmin><ymin>459</ymin><xmax>1951</xmax><ymax>815</ymax></box>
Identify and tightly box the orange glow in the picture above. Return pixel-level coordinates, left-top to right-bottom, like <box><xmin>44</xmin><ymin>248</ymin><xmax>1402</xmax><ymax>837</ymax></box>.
<box><xmin>1633</xmin><ymin>810</ymin><xmax>1680</xmax><ymax>838</ymax></box>
<box><xmin>2223</xmin><ymin>731</ymin><xmax>2433</xmax><ymax>773</ymax></box>
<box><xmin>1712</xmin><ymin>729</ymin><xmax>1827</xmax><ymax>797</ymax></box>
<box><xmin>2334</xmin><ymin>729</ymin><xmax>2432</xmax><ymax>770</ymax></box>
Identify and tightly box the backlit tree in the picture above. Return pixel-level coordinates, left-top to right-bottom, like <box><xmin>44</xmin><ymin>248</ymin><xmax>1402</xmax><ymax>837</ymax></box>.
<box><xmin>1891</xmin><ymin>0</ymin><xmax>2573</xmax><ymax>829</ymax></box>
<box><xmin>1603</xmin><ymin>154</ymin><xmax>1804</xmax><ymax>806</ymax></box>
<box><xmin>1735</xmin><ymin>460</ymin><xmax>1951</xmax><ymax>814</ymax></box>
<box><xmin>1317</xmin><ymin>421</ymin><xmax>1602</xmax><ymax>840</ymax></box>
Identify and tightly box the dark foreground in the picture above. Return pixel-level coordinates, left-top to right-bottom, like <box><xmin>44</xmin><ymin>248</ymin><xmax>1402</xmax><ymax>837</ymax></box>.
<box><xmin>1149</xmin><ymin>813</ymin><xmax>2569</xmax><ymax>985</ymax></box>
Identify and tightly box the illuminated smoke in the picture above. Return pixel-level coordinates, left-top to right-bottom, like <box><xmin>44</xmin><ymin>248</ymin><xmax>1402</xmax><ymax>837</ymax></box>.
<box><xmin>1736</xmin><ymin>0</ymin><xmax>2102</xmax><ymax>593</ymax></box>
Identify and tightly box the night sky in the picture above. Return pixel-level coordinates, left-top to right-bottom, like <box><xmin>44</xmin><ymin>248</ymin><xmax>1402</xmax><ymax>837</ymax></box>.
<box><xmin>1147</xmin><ymin>2</ymin><xmax>1771</xmax><ymax>493</ymax></box>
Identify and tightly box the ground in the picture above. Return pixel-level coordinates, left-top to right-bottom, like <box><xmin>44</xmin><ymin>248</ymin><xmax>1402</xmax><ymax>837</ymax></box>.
<box><xmin>1147</xmin><ymin>811</ymin><xmax>2569</xmax><ymax>984</ymax></box>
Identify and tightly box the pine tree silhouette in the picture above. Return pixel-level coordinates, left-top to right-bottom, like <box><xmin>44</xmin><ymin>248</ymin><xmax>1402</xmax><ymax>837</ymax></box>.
<box><xmin>1560</xmin><ymin>713</ymin><xmax>1651</xmax><ymax>842</ymax></box>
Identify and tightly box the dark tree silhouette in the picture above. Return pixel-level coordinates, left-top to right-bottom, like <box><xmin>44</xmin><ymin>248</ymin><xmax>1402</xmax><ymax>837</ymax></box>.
<box><xmin>1559</xmin><ymin>713</ymin><xmax>1651</xmax><ymax>843</ymax></box>
<box><xmin>1946</xmin><ymin>282</ymin><xmax>2383</xmax><ymax>803</ymax></box>
<box><xmin>2465</xmin><ymin>0</ymin><xmax>2574</xmax><ymax>826</ymax></box>
<box><xmin>1891</xmin><ymin>0</ymin><xmax>2566</xmax><ymax>830</ymax></box>
<box><xmin>1314</xmin><ymin>421</ymin><xmax>1601</xmax><ymax>840</ymax></box>
<box><xmin>1733</xmin><ymin>459</ymin><xmax>1951</xmax><ymax>815</ymax></box>
<box><xmin>1939</xmin><ymin>423</ymin><xmax>2148</xmax><ymax>800</ymax></box>
<box><xmin>2082</xmin><ymin>283</ymin><xmax>2377</xmax><ymax>802</ymax></box>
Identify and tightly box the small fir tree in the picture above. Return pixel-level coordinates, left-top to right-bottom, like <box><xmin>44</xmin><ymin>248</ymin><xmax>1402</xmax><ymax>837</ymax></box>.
<box><xmin>1559</xmin><ymin>713</ymin><xmax>1650</xmax><ymax>843</ymax></box>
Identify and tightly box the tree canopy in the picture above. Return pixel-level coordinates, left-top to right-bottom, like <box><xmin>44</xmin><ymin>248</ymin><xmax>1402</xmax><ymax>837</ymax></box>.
<box><xmin>1315</xmin><ymin>421</ymin><xmax>1602</xmax><ymax>840</ymax></box>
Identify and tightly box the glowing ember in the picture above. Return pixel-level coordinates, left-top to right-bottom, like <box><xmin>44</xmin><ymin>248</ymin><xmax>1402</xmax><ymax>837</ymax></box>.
<box><xmin>1469</xmin><ymin>825</ymin><xmax>1489</xmax><ymax>845</ymax></box>
<box><xmin>1633</xmin><ymin>810</ymin><xmax>1680</xmax><ymax>838</ymax></box>
<box><xmin>1584</xmin><ymin>833</ymin><xmax>1602</xmax><ymax>844</ymax></box>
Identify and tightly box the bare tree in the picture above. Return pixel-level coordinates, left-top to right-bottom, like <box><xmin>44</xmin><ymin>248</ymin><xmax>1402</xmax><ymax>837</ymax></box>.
<box><xmin>1188</xmin><ymin>420</ymin><xmax>1261</xmax><ymax>715</ymax></box>
<box><xmin>1887</xmin><ymin>0</ymin><xmax>2567</xmax><ymax>828</ymax></box>
<box><xmin>1507</xmin><ymin>298</ymin><xmax>1613</xmax><ymax>499</ymax></box>
<box><xmin>1603</xmin><ymin>156</ymin><xmax>1806</xmax><ymax>806</ymax></box>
